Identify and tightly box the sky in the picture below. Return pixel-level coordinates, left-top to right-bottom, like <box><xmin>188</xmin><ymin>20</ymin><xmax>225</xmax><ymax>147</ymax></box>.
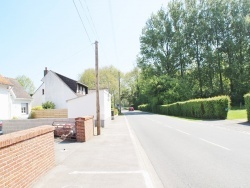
<box><xmin>0</xmin><ymin>0</ymin><xmax>168</xmax><ymax>89</ymax></box>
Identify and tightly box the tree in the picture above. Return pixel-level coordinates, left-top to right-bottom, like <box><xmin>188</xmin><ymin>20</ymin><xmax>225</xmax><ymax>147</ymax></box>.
<box><xmin>79</xmin><ymin>65</ymin><xmax>121</xmax><ymax>91</ymax></box>
<box><xmin>137</xmin><ymin>0</ymin><xmax>250</xmax><ymax>106</ymax></box>
<box><xmin>16</xmin><ymin>75</ymin><xmax>35</xmax><ymax>94</ymax></box>
<box><xmin>121</xmin><ymin>67</ymin><xmax>140</xmax><ymax>106</ymax></box>
<box><xmin>79</xmin><ymin>65</ymin><xmax>122</xmax><ymax>106</ymax></box>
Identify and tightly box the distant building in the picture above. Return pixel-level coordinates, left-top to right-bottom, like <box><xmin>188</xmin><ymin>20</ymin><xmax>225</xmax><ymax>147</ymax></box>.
<box><xmin>0</xmin><ymin>75</ymin><xmax>32</xmax><ymax>119</ymax></box>
<box><xmin>32</xmin><ymin>67</ymin><xmax>88</xmax><ymax>109</ymax></box>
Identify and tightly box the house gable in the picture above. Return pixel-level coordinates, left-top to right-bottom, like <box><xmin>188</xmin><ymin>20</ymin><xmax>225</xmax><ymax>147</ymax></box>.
<box><xmin>32</xmin><ymin>68</ymin><xmax>88</xmax><ymax>109</ymax></box>
<box><xmin>0</xmin><ymin>76</ymin><xmax>32</xmax><ymax>120</ymax></box>
<box><xmin>54</xmin><ymin>72</ymin><xmax>88</xmax><ymax>95</ymax></box>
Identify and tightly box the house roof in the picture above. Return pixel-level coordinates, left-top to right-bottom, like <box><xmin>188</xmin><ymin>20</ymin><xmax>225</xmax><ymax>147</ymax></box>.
<box><xmin>53</xmin><ymin>72</ymin><xmax>88</xmax><ymax>93</ymax></box>
<box><xmin>0</xmin><ymin>75</ymin><xmax>13</xmax><ymax>86</ymax></box>
<box><xmin>6</xmin><ymin>78</ymin><xmax>32</xmax><ymax>99</ymax></box>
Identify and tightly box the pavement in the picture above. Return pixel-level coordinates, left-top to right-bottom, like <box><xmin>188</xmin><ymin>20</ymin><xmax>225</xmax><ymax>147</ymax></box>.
<box><xmin>32</xmin><ymin>114</ymin><xmax>164</xmax><ymax>188</ymax></box>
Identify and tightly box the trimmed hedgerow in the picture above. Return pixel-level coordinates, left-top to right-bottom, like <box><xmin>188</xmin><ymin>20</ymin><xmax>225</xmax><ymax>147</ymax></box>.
<box><xmin>244</xmin><ymin>93</ymin><xmax>250</xmax><ymax>122</ymax></box>
<box><xmin>139</xmin><ymin>96</ymin><xmax>230</xmax><ymax>120</ymax></box>
<box><xmin>138</xmin><ymin>104</ymin><xmax>151</xmax><ymax>112</ymax></box>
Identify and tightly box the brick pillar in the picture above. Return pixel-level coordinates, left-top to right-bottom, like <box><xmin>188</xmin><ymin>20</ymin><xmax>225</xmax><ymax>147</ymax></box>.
<box><xmin>75</xmin><ymin>116</ymin><xmax>94</xmax><ymax>142</ymax></box>
<box><xmin>75</xmin><ymin>117</ymin><xmax>85</xmax><ymax>142</ymax></box>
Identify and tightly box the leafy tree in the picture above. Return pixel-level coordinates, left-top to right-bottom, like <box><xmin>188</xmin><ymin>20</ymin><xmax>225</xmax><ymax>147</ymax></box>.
<box><xmin>78</xmin><ymin>68</ymin><xmax>96</xmax><ymax>89</ymax></box>
<box><xmin>121</xmin><ymin>67</ymin><xmax>140</xmax><ymax>106</ymax></box>
<box><xmin>16</xmin><ymin>75</ymin><xmax>35</xmax><ymax>94</ymax></box>
<box><xmin>137</xmin><ymin>0</ymin><xmax>250</xmax><ymax>106</ymax></box>
<box><xmin>79</xmin><ymin>65</ymin><xmax>122</xmax><ymax>106</ymax></box>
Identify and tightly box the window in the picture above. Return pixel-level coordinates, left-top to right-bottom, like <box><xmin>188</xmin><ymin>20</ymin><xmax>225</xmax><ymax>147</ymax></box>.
<box><xmin>42</xmin><ymin>89</ymin><xmax>44</xmax><ymax>95</ymax></box>
<box><xmin>21</xmin><ymin>103</ymin><xmax>28</xmax><ymax>114</ymax></box>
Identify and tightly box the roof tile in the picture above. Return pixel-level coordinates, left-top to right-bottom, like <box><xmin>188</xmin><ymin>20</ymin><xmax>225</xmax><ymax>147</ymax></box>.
<box><xmin>0</xmin><ymin>75</ymin><xmax>13</xmax><ymax>86</ymax></box>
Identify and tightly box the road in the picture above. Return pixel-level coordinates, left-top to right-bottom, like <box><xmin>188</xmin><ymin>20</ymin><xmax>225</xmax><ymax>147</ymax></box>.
<box><xmin>124</xmin><ymin>110</ymin><xmax>250</xmax><ymax>188</ymax></box>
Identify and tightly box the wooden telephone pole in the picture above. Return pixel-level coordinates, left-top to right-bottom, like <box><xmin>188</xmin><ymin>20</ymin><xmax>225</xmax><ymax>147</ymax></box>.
<box><xmin>95</xmin><ymin>41</ymin><xmax>101</xmax><ymax>135</ymax></box>
<box><xmin>118</xmin><ymin>72</ymin><xmax>121</xmax><ymax>114</ymax></box>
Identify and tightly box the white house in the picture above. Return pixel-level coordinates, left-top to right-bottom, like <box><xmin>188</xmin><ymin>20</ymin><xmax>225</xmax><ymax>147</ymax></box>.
<box><xmin>32</xmin><ymin>67</ymin><xmax>88</xmax><ymax>109</ymax></box>
<box><xmin>0</xmin><ymin>76</ymin><xmax>32</xmax><ymax>120</ymax></box>
<box><xmin>67</xmin><ymin>89</ymin><xmax>111</xmax><ymax>127</ymax></box>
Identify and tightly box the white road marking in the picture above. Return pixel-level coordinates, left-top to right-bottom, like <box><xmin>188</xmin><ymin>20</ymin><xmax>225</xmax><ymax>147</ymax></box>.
<box><xmin>69</xmin><ymin>170</ymin><xmax>143</xmax><ymax>175</ymax></box>
<box><xmin>124</xmin><ymin>117</ymin><xmax>154</xmax><ymax>188</ymax></box>
<box><xmin>175</xmin><ymin>129</ymin><xmax>191</xmax><ymax>135</ymax></box>
<box><xmin>125</xmin><ymin>116</ymin><xmax>164</xmax><ymax>188</ymax></box>
<box><xmin>199</xmin><ymin>138</ymin><xmax>231</xmax><ymax>151</ymax></box>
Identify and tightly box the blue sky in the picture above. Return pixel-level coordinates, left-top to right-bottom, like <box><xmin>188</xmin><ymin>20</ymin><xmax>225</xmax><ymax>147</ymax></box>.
<box><xmin>0</xmin><ymin>0</ymin><xmax>168</xmax><ymax>89</ymax></box>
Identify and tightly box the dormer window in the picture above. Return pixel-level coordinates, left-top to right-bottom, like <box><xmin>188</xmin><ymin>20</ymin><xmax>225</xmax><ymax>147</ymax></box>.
<box><xmin>77</xmin><ymin>84</ymin><xmax>85</xmax><ymax>94</ymax></box>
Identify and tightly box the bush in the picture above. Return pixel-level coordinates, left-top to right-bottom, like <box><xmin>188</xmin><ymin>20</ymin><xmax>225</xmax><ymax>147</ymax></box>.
<box><xmin>42</xmin><ymin>101</ymin><xmax>56</xmax><ymax>109</ymax></box>
<box><xmin>139</xmin><ymin>96</ymin><xmax>230</xmax><ymax>120</ymax></box>
<box><xmin>32</xmin><ymin>106</ymin><xmax>43</xmax><ymax>110</ymax></box>
<box><xmin>244</xmin><ymin>93</ymin><xmax>250</xmax><ymax>122</ymax></box>
<box><xmin>111</xmin><ymin>108</ymin><xmax>119</xmax><ymax>115</ymax></box>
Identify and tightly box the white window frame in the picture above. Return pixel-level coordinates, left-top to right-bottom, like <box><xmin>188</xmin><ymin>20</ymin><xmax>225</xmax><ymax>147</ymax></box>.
<box><xmin>21</xmin><ymin>103</ymin><xmax>28</xmax><ymax>114</ymax></box>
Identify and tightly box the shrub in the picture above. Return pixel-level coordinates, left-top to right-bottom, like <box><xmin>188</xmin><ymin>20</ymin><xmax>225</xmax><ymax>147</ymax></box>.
<box><xmin>31</xmin><ymin>106</ymin><xmax>43</xmax><ymax>110</ymax></box>
<box><xmin>111</xmin><ymin>108</ymin><xmax>119</xmax><ymax>115</ymax></box>
<box><xmin>42</xmin><ymin>101</ymin><xmax>55</xmax><ymax>109</ymax></box>
<box><xmin>244</xmin><ymin>93</ymin><xmax>250</xmax><ymax>122</ymax></box>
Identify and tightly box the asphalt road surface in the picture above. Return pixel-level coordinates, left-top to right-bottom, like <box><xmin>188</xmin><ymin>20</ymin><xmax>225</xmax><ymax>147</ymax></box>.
<box><xmin>124</xmin><ymin>110</ymin><xmax>250</xmax><ymax>188</ymax></box>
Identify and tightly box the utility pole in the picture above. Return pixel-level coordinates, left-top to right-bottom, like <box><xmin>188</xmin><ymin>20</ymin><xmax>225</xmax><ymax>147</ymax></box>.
<box><xmin>95</xmin><ymin>41</ymin><xmax>101</xmax><ymax>135</ymax></box>
<box><xmin>118</xmin><ymin>72</ymin><xmax>121</xmax><ymax>114</ymax></box>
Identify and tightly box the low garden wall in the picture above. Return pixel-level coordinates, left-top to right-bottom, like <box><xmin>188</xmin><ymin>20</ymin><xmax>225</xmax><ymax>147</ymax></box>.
<box><xmin>2</xmin><ymin>118</ymin><xmax>75</xmax><ymax>134</ymax></box>
<box><xmin>0</xmin><ymin>125</ymin><xmax>55</xmax><ymax>187</ymax></box>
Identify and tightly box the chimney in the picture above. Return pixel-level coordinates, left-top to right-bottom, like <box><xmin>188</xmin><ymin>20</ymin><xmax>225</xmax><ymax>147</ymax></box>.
<box><xmin>44</xmin><ymin>67</ymin><xmax>48</xmax><ymax>76</ymax></box>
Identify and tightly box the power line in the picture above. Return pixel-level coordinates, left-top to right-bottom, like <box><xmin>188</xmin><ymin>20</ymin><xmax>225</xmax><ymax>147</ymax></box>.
<box><xmin>78</xmin><ymin>0</ymin><xmax>95</xmax><ymax>38</ymax></box>
<box><xmin>108</xmin><ymin>0</ymin><xmax>119</xmax><ymax>64</ymax></box>
<box><xmin>80</xmin><ymin>0</ymin><xmax>100</xmax><ymax>41</ymax></box>
<box><xmin>72</xmin><ymin>0</ymin><xmax>92</xmax><ymax>44</ymax></box>
<box><xmin>80</xmin><ymin>0</ymin><xmax>109</xmax><ymax>66</ymax></box>
<box><xmin>56</xmin><ymin>44</ymin><xmax>93</xmax><ymax>65</ymax></box>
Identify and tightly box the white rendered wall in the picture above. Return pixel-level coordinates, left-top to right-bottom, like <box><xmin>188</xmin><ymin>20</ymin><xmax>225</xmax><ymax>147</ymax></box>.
<box><xmin>0</xmin><ymin>86</ymin><xmax>11</xmax><ymax>119</ymax></box>
<box><xmin>11</xmin><ymin>99</ymin><xmax>31</xmax><ymax>119</ymax></box>
<box><xmin>102</xmin><ymin>90</ymin><xmax>111</xmax><ymax>120</ymax></box>
<box><xmin>32</xmin><ymin>83</ymin><xmax>45</xmax><ymax>107</ymax></box>
<box><xmin>32</xmin><ymin>71</ymin><xmax>77</xmax><ymax>109</ymax></box>
<box><xmin>43</xmin><ymin>72</ymin><xmax>76</xmax><ymax>109</ymax></box>
<box><xmin>67</xmin><ymin>90</ymin><xmax>111</xmax><ymax>121</ymax></box>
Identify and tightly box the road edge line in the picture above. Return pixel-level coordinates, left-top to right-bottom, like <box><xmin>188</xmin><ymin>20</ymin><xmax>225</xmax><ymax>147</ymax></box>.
<box><xmin>124</xmin><ymin>115</ymin><xmax>164</xmax><ymax>188</ymax></box>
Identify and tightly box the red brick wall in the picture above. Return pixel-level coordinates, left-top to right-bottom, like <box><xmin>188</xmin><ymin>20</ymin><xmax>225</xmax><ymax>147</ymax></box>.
<box><xmin>0</xmin><ymin>125</ymin><xmax>55</xmax><ymax>188</ymax></box>
<box><xmin>75</xmin><ymin>116</ymin><xmax>94</xmax><ymax>142</ymax></box>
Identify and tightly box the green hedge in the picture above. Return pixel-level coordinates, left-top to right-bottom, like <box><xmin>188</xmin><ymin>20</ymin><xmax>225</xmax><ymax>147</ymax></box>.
<box><xmin>244</xmin><ymin>93</ymin><xmax>250</xmax><ymax>122</ymax></box>
<box><xmin>138</xmin><ymin>104</ymin><xmax>151</xmax><ymax>112</ymax></box>
<box><xmin>139</xmin><ymin>96</ymin><xmax>230</xmax><ymax>120</ymax></box>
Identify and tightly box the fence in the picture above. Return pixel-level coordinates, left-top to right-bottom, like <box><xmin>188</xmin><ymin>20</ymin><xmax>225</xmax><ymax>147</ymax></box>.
<box><xmin>32</xmin><ymin>109</ymin><xmax>68</xmax><ymax>118</ymax></box>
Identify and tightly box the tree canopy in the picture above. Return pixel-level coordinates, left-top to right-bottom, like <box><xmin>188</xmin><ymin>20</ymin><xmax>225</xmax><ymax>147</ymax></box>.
<box><xmin>137</xmin><ymin>0</ymin><xmax>250</xmax><ymax>106</ymax></box>
<box><xmin>16</xmin><ymin>75</ymin><xmax>35</xmax><ymax>94</ymax></box>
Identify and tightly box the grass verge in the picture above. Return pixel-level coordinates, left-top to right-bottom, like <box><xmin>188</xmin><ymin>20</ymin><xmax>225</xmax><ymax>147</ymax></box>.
<box><xmin>227</xmin><ymin>109</ymin><xmax>247</xmax><ymax>120</ymax></box>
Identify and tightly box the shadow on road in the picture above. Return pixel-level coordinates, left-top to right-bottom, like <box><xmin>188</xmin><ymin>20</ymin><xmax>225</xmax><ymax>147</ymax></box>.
<box><xmin>237</xmin><ymin>121</ymin><xmax>250</xmax><ymax>126</ymax></box>
<box><xmin>122</xmin><ymin>110</ymin><xmax>154</xmax><ymax>116</ymax></box>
